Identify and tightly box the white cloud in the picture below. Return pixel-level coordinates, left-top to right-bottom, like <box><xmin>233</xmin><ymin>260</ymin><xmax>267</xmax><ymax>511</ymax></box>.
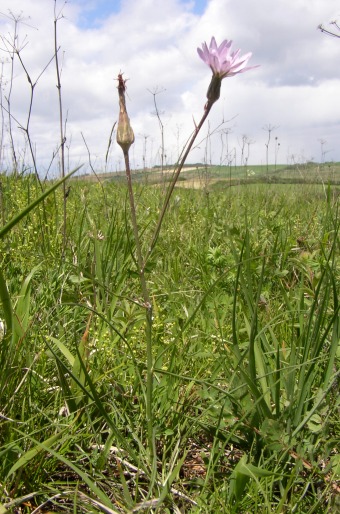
<box><xmin>0</xmin><ymin>0</ymin><xmax>339</xmax><ymax>177</ymax></box>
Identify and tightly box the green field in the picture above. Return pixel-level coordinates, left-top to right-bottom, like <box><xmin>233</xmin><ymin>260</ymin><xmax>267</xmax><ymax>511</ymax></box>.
<box><xmin>77</xmin><ymin>161</ymin><xmax>340</xmax><ymax>188</ymax></box>
<box><xmin>0</xmin><ymin>172</ymin><xmax>339</xmax><ymax>513</ymax></box>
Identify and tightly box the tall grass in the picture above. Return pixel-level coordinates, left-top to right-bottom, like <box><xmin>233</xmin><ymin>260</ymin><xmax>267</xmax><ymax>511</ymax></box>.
<box><xmin>0</xmin><ymin>177</ymin><xmax>339</xmax><ymax>513</ymax></box>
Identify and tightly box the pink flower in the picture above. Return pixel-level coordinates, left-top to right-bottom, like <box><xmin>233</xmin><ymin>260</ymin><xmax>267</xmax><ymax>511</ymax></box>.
<box><xmin>197</xmin><ymin>37</ymin><xmax>258</xmax><ymax>108</ymax></box>
<box><xmin>197</xmin><ymin>37</ymin><xmax>257</xmax><ymax>78</ymax></box>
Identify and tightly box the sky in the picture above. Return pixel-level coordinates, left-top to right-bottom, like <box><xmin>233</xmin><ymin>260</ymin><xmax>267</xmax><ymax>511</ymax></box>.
<box><xmin>0</xmin><ymin>0</ymin><xmax>339</xmax><ymax>177</ymax></box>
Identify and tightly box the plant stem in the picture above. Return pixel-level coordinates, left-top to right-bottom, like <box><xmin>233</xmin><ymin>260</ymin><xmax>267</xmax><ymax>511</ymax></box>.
<box><xmin>146</xmin><ymin>102</ymin><xmax>213</xmax><ymax>263</ymax></box>
<box><xmin>122</xmin><ymin>149</ymin><xmax>155</xmax><ymax>473</ymax></box>
<box><xmin>121</xmin><ymin>92</ymin><xmax>215</xmax><ymax>483</ymax></box>
<box><xmin>53</xmin><ymin>1</ymin><xmax>67</xmax><ymax>253</ymax></box>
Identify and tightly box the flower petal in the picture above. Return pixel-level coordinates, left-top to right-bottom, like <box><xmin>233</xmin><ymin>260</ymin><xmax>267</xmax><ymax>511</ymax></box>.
<box><xmin>197</xmin><ymin>37</ymin><xmax>258</xmax><ymax>79</ymax></box>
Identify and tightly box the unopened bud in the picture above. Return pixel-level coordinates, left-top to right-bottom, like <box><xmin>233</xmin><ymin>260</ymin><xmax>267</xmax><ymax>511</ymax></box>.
<box><xmin>116</xmin><ymin>73</ymin><xmax>135</xmax><ymax>153</ymax></box>
<box><xmin>117</xmin><ymin>110</ymin><xmax>135</xmax><ymax>152</ymax></box>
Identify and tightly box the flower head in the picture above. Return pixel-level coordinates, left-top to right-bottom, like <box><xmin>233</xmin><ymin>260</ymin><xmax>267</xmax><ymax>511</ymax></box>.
<box><xmin>198</xmin><ymin>37</ymin><xmax>257</xmax><ymax>78</ymax></box>
<box><xmin>197</xmin><ymin>37</ymin><xmax>258</xmax><ymax>107</ymax></box>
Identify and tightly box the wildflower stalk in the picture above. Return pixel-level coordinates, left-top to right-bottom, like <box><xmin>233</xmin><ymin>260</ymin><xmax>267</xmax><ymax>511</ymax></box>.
<box><xmin>146</xmin><ymin>101</ymin><xmax>213</xmax><ymax>261</ymax></box>
<box><xmin>123</xmin><ymin>148</ymin><xmax>155</xmax><ymax>477</ymax></box>
<box><xmin>116</xmin><ymin>72</ymin><xmax>215</xmax><ymax>485</ymax></box>
<box><xmin>53</xmin><ymin>1</ymin><xmax>67</xmax><ymax>254</ymax></box>
<box><xmin>115</xmin><ymin>40</ymin><xmax>257</xmax><ymax>483</ymax></box>
<box><xmin>116</xmin><ymin>75</ymin><xmax>155</xmax><ymax>479</ymax></box>
<box><xmin>147</xmin><ymin>37</ymin><xmax>258</xmax><ymax>262</ymax></box>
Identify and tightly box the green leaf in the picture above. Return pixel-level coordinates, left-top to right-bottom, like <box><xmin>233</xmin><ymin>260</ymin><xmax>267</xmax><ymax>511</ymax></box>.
<box><xmin>9</xmin><ymin>429</ymin><xmax>113</xmax><ymax>508</ymax></box>
<box><xmin>330</xmin><ymin>453</ymin><xmax>340</xmax><ymax>476</ymax></box>
<box><xmin>238</xmin><ymin>461</ymin><xmax>277</xmax><ymax>479</ymax></box>
<box><xmin>12</xmin><ymin>265</ymin><xmax>41</xmax><ymax>345</ymax></box>
<box><xmin>307</xmin><ymin>413</ymin><xmax>323</xmax><ymax>434</ymax></box>
<box><xmin>8</xmin><ymin>431</ymin><xmax>63</xmax><ymax>476</ymax></box>
<box><xmin>49</xmin><ymin>336</ymin><xmax>75</xmax><ymax>367</ymax></box>
<box><xmin>71</xmin><ymin>338</ymin><xmax>89</xmax><ymax>403</ymax></box>
<box><xmin>229</xmin><ymin>456</ymin><xmax>250</xmax><ymax>501</ymax></box>
<box><xmin>229</xmin><ymin>453</ymin><xmax>279</xmax><ymax>501</ymax></box>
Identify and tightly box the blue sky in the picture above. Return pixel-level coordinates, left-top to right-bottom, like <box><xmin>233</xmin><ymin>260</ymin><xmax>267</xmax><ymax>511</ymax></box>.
<box><xmin>76</xmin><ymin>0</ymin><xmax>208</xmax><ymax>28</ymax></box>
<box><xmin>76</xmin><ymin>0</ymin><xmax>122</xmax><ymax>28</ymax></box>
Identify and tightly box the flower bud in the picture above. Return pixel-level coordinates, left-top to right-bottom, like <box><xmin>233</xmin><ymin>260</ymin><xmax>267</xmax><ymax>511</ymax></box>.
<box><xmin>117</xmin><ymin>110</ymin><xmax>135</xmax><ymax>152</ymax></box>
<box><xmin>116</xmin><ymin>73</ymin><xmax>135</xmax><ymax>153</ymax></box>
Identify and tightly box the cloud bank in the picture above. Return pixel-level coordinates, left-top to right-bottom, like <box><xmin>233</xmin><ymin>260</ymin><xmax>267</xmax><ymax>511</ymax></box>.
<box><xmin>0</xmin><ymin>0</ymin><xmax>339</xmax><ymax>176</ymax></box>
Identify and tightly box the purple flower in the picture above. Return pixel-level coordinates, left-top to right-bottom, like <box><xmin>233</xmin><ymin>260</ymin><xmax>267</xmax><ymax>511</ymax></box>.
<box><xmin>197</xmin><ymin>37</ymin><xmax>257</xmax><ymax>78</ymax></box>
<box><xmin>197</xmin><ymin>37</ymin><xmax>258</xmax><ymax>107</ymax></box>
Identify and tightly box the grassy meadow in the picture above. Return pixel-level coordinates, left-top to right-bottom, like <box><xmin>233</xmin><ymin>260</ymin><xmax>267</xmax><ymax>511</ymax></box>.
<box><xmin>0</xmin><ymin>167</ymin><xmax>339</xmax><ymax>513</ymax></box>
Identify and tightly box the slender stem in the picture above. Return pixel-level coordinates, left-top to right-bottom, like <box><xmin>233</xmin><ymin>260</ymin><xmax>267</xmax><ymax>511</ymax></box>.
<box><xmin>146</xmin><ymin>102</ymin><xmax>213</xmax><ymax>263</ymax></box>
<box><xmin>120</xmin><ymin>85</ymin><xmax>215</xmax><ymax>485</ymax></box>
<box><xmin>123</xmin><ymin>151</ymin><xmax>150</xmax><ymax>304</ymax></box>
<box><xmin>5</xmin><ymin>15</ymin><xmax>19</xmax><ymax>174</ymax></box>
<box><xmin>123</xmin><ymin>149</ymin><xmax>155</xmax><ymax>475</ymax></box>
<box><xmin>53</xmin><ymin>2</ymin><xmax>67</xmax><ymax>253</ymax></box>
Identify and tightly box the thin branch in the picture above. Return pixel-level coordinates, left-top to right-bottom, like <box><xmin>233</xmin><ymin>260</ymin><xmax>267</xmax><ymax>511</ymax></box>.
<box><xmin>53</xmin><ymin>0</ymin><xmax>68</xmax><ymax>252</ymax></box>
<box><xmin>105</xmin><ymin>120</ymin><xmax>117</xmax><ymax>168</ymax></box>
<box><xmin>318</xmin><ymin>22</ymin><xmax>340</xmax><ymax>38</ymax></box>
<box><xmin>81</xmin><ymin>131</ymin><xmax>108</xmax><ymax>219</ymax></box>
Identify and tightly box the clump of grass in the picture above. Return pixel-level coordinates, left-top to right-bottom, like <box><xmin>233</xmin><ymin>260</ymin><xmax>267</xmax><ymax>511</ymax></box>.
<box><xmin>0</xmin><ymin>176</ymin><xmax>339</xmax><ymax>513</ymax></box>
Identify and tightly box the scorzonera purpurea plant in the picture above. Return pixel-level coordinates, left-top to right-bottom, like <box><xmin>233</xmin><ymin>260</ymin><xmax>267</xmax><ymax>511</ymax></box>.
<box><xmin>115</xmin><ymin>37</ymin><xmax>258</xmax><ymax>472</ymax></box>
